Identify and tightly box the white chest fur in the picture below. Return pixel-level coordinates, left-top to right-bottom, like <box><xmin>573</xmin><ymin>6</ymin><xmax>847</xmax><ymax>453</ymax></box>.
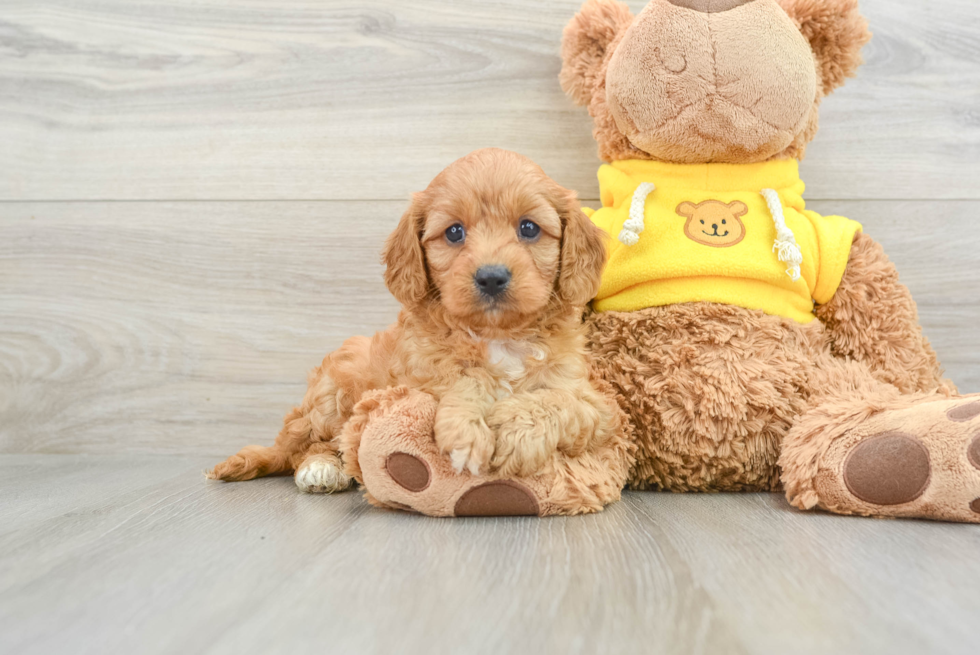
<box><xmin>484</xmin><ymin>339</ymin><xmax>545</xmax><ymax>399</ymax></box>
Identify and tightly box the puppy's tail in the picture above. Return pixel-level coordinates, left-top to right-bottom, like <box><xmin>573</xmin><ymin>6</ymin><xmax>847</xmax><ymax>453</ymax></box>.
<box><xmin>206</xmin><ymin>406</ymin><xmax>317</xmax><ymax>482</ymax></box>
<box><xmin>206</xmin><ymin>445</ymin><xmax>294</xmax><ymax>481</ymax></box>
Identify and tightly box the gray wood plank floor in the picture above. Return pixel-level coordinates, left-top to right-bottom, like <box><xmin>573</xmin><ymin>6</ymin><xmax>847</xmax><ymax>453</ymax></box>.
<box><xmin>2</xmin><ymin>1</ymin><xmax>979</xmax><ymax>653</ymax></box>
<box><xmin>1</xmin><ymin>455</ymin><xmax>978</xmax><ymax>655</ymax></box>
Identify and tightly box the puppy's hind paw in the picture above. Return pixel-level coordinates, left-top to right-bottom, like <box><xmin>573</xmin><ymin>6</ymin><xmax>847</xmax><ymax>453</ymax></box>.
<box><xmin>295</xmin><ymin>456</ymin><xmax>352</xmax><ymax>494</ymax></box>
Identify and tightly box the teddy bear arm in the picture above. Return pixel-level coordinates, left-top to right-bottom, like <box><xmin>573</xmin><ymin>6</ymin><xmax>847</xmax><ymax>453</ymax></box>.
<box><xmin>815</xmin><ymin>231</ymin><xmax>950</xmax><ymax>394</ymax></box>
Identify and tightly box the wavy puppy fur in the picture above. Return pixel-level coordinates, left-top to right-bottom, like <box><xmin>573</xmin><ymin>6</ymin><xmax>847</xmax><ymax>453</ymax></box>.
<box><xmin>208</xmin><ymin>149</ymin><xmax>626</xmax><ymax>505</ymax></box>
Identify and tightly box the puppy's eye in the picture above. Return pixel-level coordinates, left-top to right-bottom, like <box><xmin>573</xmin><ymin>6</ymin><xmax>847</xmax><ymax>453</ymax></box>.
<box><xmin>445</xmin><ymin>223</ymin><xmax>465</xmax><ymax>244</ymax></box>
<box><xmin>722</xmin><ymin>219</ymin><xmax>727</xmax><ymax>225</ymax></box>
<box><xmin>519</xmin><ymin>219</ymin><xmax>540</xmax><ymax>240</ymax></box>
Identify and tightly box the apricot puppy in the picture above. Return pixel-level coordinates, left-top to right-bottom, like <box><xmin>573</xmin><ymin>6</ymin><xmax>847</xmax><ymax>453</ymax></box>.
<box><xmin>208</xmin><ymin>148</ymin><xmax>616</xmax><ymax>492</ymax></box>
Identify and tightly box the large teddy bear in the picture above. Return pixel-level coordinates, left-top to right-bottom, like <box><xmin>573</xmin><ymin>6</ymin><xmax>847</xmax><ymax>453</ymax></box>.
<box><xmin>324</xmin><ymin>0</ymin><xmax>980</xmax><ymax>522</ymax></box>
<box><xmin>562</xmin><ymin>0</ymin><xmax>980</xmax><ymax>522</ymax></box>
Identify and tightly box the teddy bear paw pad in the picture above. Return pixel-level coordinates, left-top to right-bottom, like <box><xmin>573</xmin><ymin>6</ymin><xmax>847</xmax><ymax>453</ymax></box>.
<box><xmin>385</xmin><ymin>452</ymin><xmax>430</xmax><ymax>492</ymax></box>
<box><xmin>815</xmin><ymin>396</ymin><xmax>980</xmax><ymax>523</ymax></box>
<box><xmin>969</xmin><ymin>436</ymin><xmax>980</xmax><ymax>471</ymax></box>
<box><xmin>453</xmin><ymin>481</ymin><xmax>540</xmax><ymax>517</ymax></box>
<box><xmin>842</xmin><ymin>432</ymin><xmax>931</xmax><ymax>506</ymax></box>
<box><xmin>948</xmin><ymin>401</ymin><xmax>980</xmax><ymax>422</ymax></box>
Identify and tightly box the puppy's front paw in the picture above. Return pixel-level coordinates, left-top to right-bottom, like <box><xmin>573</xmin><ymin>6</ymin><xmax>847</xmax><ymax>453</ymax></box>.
<box><xmin>434</xmin><ymin>410</ymin><xmax>494</xmax><ymax>475</ymax></box>
<box><xmin>487</xmin><ymin>400</ymin><xmax>557</xmax><ymax>477</ymax></box>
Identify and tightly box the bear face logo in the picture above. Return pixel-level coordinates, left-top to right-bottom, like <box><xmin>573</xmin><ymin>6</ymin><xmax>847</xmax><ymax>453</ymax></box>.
<box><xmin>677</xmin><ymin>200</ymin><xmax>748</xmax><ymax>248</ymax></box>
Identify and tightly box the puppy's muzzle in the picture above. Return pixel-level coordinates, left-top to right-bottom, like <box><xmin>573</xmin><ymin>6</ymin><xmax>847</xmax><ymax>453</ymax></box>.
<box><xmin>474</xmin><ymin>265</ymin><xmax>511</xmax><ymax>300</ymax></box>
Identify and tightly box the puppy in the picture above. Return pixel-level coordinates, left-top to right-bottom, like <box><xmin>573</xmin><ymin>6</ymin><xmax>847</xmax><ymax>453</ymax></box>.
<box><xmin>208</xmin><ymin>148</ymin><xmax>614</xmax><ymax>492</ymax></box>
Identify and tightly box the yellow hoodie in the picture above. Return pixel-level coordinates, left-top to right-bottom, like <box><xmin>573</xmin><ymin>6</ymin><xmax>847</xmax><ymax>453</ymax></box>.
<box><xmin>584</xmin><ymin>159</ymin><xmax>862</xmax><ymax>324</ymax></box>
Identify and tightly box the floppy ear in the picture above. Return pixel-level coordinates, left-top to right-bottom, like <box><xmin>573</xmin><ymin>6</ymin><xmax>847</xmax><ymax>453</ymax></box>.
<box><xmin>560</xmin><ymin>0</ymin><xmax>634</xmax><ymax>107</ymax></box>
<box><xmin>778</xmin><ymin>0</ymin><xmax>871</xmax><ymax>95</ymax></box>
<box><xmin>676</xmin><ymin>202</ymin><xmax>697</xmax><ymax>218</ymax></box>
<box><xmin>729</xmin><ymin>201</ymin><xmax>749</xmax><ymax>217</ymax></box>
<box><xmin>555</xmin><ymin>191</ymin><xmax>608</xmax><ymax>307</ymax></box>
<box><xmin>382</xmin><ymin>194</ymin><xmax>430</xmax><ymax>307</ymax></box>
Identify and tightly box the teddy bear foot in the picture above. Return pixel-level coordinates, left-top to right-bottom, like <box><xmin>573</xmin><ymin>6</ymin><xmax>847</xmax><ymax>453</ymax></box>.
<box><xmin>381</xmin><ymin>451</ymin><xmax>542</xmax><ymax>517</ymax></box>
<box><xmin>809</xmin><ymin>396</ymin><xmax>980</xmax><ymax>523</ymax></box>
<box><xmin>338</xmin><ymin>387</ymin><xmax>554</xmax><ymax>517</ymax></box>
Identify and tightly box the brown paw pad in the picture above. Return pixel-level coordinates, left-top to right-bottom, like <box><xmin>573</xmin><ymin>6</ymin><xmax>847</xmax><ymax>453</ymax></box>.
<box><xmin>971</xmin><ymin>499</ymin><xmax>980</xmax><ymax>515</ymax></box>
<box><xmin>948</xmin><ymin>401</ymin><xmax>980</xmax><ymax>422</ymax></box>
<box><xmin>454</xmin><ymin>481</ymin><xmax>540</xmax><ymax>517</ymax></box>
<box><xmin>969</xmin><ymin>436</ymin><xmax>980</xmax><ymax>471</ymax></box>
<box><xmin>843</xmin><ymin>432</ymin><xmax>931</xmax><ymax>506</ymax></box>
<box><xmin>385</xmin><ymin>452</ymin><xmax>430</xmax><ymax>492</ymax></box>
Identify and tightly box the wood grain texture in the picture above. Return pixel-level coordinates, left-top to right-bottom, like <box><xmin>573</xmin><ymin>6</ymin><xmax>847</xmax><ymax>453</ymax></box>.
<box><xmin>1</xmin><ymin>199</ymin><xmax>978</xmax><ymax>456</ymax></box>
<box><xmin>0</xmin><ymin>0</ymin><xmax>978</xmax><ymax>201</ymax></box>
<box><xmin>0</xmin><ymin>200</ymin><xmax>400</xmax><ymax>455</ymax></box>
<box><xmin>2</xmin><ymin>2</ymin><xmax>979</xmax><ymax>652</ymax></box>
<box><xmin>0</xmin><ymin>455</ymin><xmax>978</xmax><ymax>655</ymax></box>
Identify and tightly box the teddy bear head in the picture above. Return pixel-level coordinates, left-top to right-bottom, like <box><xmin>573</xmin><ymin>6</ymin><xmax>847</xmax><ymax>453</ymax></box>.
<box><xmin>560</xmin><ymin>0</ymin><xmax>871</xmax><ymax>164</ymax></box>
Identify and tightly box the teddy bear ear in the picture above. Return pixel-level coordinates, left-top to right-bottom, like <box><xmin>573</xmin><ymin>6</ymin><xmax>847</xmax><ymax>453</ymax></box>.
<box><xmin>777</xmin><ymin>0</ymin><xmax>872</xmax><ymax>96</ymax></box>
<box><xmin>559</xmin><ymin>0</ymin><xmax>634</xmax><ymax>107</ymax></box>
<box><xmin>676</xmin><ymin>202</ymin><xmax>697</xmax><ymax>218</ymax></box>
<box><xmin>729</xmin><ymin>201</ymin><xmax>748</xmax><ymax>217</ymax></box>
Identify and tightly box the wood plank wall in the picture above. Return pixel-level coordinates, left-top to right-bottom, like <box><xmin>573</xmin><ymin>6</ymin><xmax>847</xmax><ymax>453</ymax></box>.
<box><xmin>2</xmin><ymin>0</ymin><xmax>978</xmax><ymax>455</ymax></box>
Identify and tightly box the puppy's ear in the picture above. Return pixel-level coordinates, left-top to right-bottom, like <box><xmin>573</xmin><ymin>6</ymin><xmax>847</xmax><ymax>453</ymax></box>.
<box><xmin>778</xmin><ymin>0</ymin><xmax>871</xmax><ymax>95</ymax></box>
<box><xmin>382</xmin><ymin>194</ymin><xmax>430</xmax><ymax>307</ymax></box>
<box><xmin>556</xmin><ymin>190</ymin><xmax>608</xmax><ymax>307</ymax></box>
<box><xmin>560</xmin><ymin>0</ymin><xmax>634</xmax><ymax>107</ymax></box>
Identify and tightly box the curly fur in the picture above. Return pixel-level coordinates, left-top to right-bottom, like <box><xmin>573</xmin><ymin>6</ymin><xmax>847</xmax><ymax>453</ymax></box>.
<box><xmin>339</xmin><ymin>380</ymin><xmax>635</xmax><ymax>516</ymax></box>
<box><xmin>208</xmin><ymin>149</ymin><xmax>623</xmax><ymax>496</ymax></box>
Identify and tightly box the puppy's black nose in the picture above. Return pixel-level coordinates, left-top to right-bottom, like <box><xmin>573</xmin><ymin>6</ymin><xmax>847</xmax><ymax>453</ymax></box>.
<box><xmin>474</xmin><ymin>265</ymin><xmax>511</xmax><ymax>298</ymax></box>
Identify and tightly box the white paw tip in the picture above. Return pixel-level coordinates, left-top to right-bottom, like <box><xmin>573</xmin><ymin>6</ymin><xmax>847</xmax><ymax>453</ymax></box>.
<box><xmin>295</xmin><ymin>459</ymin><xmax>351</xmax><ymax>493</ymax></box>
<box><xmin>450</xmin><ymin>447</ymin><xmax>470</xmax><ymax>474</ymax></box>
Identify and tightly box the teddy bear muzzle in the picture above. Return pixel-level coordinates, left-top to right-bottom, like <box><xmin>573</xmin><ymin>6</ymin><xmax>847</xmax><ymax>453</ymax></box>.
<box><xmin>604</xmin><ymin>0</ymin><xmax>818</xmax><ymax>163</ymax></box>
<box><xmin>667</xmin><ymin>0</ymin><xmax>754</xmax><ymax>13</ymax></box>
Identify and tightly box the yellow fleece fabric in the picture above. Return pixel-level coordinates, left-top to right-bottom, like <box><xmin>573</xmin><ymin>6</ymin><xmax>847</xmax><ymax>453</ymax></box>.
<box><xmin>585</xmin><ymin>159</ymin><xmax>862</xmax><ymax>324</ymax></box>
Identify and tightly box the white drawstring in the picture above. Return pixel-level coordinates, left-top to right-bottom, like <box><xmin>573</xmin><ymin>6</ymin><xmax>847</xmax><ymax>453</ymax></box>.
<box><xmin>618</xmin><ymin>182</ymin><xmax>655</xmax><ymax>246</ymax></box>
<box><xmin>760</xmin><ymin>188</ymin><xmax>803</xmax><ymax>282</ymax></box>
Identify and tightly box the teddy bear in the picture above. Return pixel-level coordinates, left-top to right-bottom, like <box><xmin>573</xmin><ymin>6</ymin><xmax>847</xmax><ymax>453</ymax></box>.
<box><xmin>558</xmin><ymin>0</ymin><xmax>980</xmax><ymax>522</ymax></box>
<box><xmin>310</xmin><ymin>0</ymin><xmax>979</xmax><ymax>521</ymax></box>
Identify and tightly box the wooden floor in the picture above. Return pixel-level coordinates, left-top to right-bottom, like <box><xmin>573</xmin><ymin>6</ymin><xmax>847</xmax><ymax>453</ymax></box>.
<box><xmin>1</xmin><ymin>454</ymin><xmax>978</xmax><ymax>655</ymax></box>
<box><xmin>2</xmin><ymin>1</ymin><xmax>980</xmax><ymax>653</ymax></box>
